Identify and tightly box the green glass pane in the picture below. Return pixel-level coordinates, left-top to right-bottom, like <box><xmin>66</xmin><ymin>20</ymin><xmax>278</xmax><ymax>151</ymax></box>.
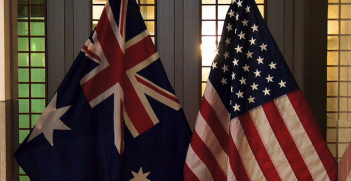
<box><xmin>31</xmin><ymin>53</ymin><xmax>45</xmax><ymax>67</ymax></box>
<box><xmin>31</xmin><ymin>99</ymin><xmax>46</xmax><ymax>113</ymax></box>
<box><xmin>30</xmin><ymin>22</ymin><xmax>45</xmax><ymax>36</ymax></box>
<box><xmin>18</xmin><ymin>84</ymin><xmax>29</xmax><ymax>97</ymax></box>
<box><xmin>18</xmin><ymin>99</ymin><xmax>29</xmax><ymax>113</ymax></box>
<box><xmin>18</xmin><ymin>6</ymin><xmax>28</xmax><ymax>19</ymax></box>
<box><xmin>31</xmin><ymin>38</ymin><xmax>45</xmax><ymax>51</ymax></box>
<box><xmin>18</xmin><ymin>0</ymin><xmax>28</xmax><ymax>4</ymax></box>
<box><xmin>30</xmin><ymin>6</ymin><xmax>45</xmax><ymax>20</ymax></box>
<box><xmin>18</xmin><ymin>22</ymin><xmax>28</xmax><ymax>35</ymax></box>
<box><xmin>31</xmin><ymin>84</ymin><xmax>45</xmax><ymax>98</ymax></box>
<box><xmin>31</xmin><ymin>68</ymin><xmax>45</xmax><ymax>82</ymax></box>
<box><xmin>18</xmin><ymin>38</ymin><xmax>29</xmax><ymax>51</ymax></box>
<box><xmin>32</xmin><ymin>114</ymin><xmax>41</xmax><ymax>126</ymax></box>
<box><xmin>19</xmin><ymin>115</ymin><xmax>30</xmax><ymax>128</ymax></box>
<box><xmin>19</xmin><ymin>176</ymin><xmax>30</xmax><ymax>181</ymax></box>
<box><xmin>32</xmin><ymin>0</ymin><xmax>45</xmax><ymax>4</ymax></box>
<box><xmin>19</xmin><ymin>166</ymin><xmax>26</xmax><ymax>174</ymax></box>
<box><xmin>19</xmin><ymin>130</ymin><xmax>30</xmax><ymax>144</ymax></box>
<box><xmin>18</xmin><ymin>53</ymin><xmax>29</xmax><ymax>66</ymax></box>
<box><xmin>18</xmin><ymin>68</ymin><xmax>29</xmax><ymax>82</ymax></box>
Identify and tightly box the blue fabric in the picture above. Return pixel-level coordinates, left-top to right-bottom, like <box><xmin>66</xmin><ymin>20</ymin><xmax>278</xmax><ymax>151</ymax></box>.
<box><xmin>14</xmin><ymin>0</ymin><xmax>191</xmax><ymax>180</ymax></box>
<box><xmin>209</xmin><ymin>0</ymin><xmax>299</xmax><ymax>118</ymax></box>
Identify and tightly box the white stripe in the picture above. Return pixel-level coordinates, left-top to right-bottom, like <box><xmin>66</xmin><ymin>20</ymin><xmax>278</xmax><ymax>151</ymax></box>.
<box><xmin>88</xmin><ymin>81</ymin><xmax>114</xmax><ymax>108</ymax></box>
<box><xmin>80</xmin><ymin>83</ymin><xmax>125</xmax><ymax>152</ymax></box>
<box><xmin>125</xmin><ymin>53</ymin><xmax>160</xmax><ymax>125</ymax></box>
<box><xmin>119</xmin><ymin>0</ymin><xmax>128</xmax><ymax>39</ymax></box>
<box><xmin>126</xmin><ymin>30</ymin><xmax>150</xmax><ymax>49</ymax></box>
<box><xmin>250</xmin><ymin>107</ymin><xmax>297</xmax><ymax>181</ymax></box>
<box><xmin>135</xmin><ymin>74</ymin><xmax>181</xmax><ymax>111</ymax></box>
<box><xmin>81</xmin><ymin>39</ymin><xmax>101</xmax><ymax>64</ymax></box>
<box><xmin>124</xmin><ymin>108</ymin><xmax>139</xmax><ymax>138</ymax></box>
<box><xmin>347</xmin><ymin>171</ymin><xmax>351</xmax><ymax>181</ymax></box>
<box><xmin>105</xmin><ymin>1</ymin><xmax>125</xmax><ymax>53</ymax></box>
<box><xmin>80</xmin><ymin>32</ymin><xmax>109</xmax><ymax>86</ymax></box>
<box><xmin>275</xmin><ymin>95</ymin><xmax>329</xmax><ymax>181</ymax></box>
<box><xmin>227</xmin><ymin>159</ymin><xmax>237</xmax><ymax>181</ymax></box>
<box><xmin>230</xmin><ymin>117</ymin><xmax>266</xmax><ymax>181</ymax></box>
<box><xmin>112</xmin><ymin>84</ymin><xmax>124</xmax><ymax>153</ymax></box>
<box><xmin>186</xmin><ymin>145</ymin><xmax>214</xmax><ymax>181</ymax></box>
<box><xmin>204</xmin><ymin>81</ymin><xmax>230</xmax><ymax>134</ymax></box>
<box><xmin>346</xmin><ymin>172</ymin><xmax>351</xmax><ymax>181</ymax></box>
<box><xmin>81</xmin><ymin>47</ymin><xmax>101</xmax><ymax>64</ymax></box>
<box><xmin>195</xmin><ymin>113</ymin><xmax>228</xmax><ymax>176</ymax></box>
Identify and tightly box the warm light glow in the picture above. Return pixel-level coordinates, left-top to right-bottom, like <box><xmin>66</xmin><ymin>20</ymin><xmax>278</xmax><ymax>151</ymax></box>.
<box><xmin>202</xmin><ymin>51</ymin><xmax>217</xmax><ymax>66</ymax></box>
<box><xmin>92</xmin><ymin>0</ymin><xmax>106</xmax><ymax>4</ymax></box>
<box><xmin>328</xmin><ymin>20</ymin><xmax>339</xmax><ymax>34</ymax></box>
<box><xmin>93</xmin><ymin>6</ymin><xmax>104</xmax><ymax>20</ymax></box>
<box><xmin>200</xmin><ymin>0</ymin><xmax>265</xmax><ymax>96</ymax></box>
<box><xmin>200</xmin><ymin>42</ymin><xmax>216</xmax><ymax>52</ymax></box>
<box><xmin>327</xmin><ymin>0</ymin><xmax>351</xmax><ymax>161</ymax></box>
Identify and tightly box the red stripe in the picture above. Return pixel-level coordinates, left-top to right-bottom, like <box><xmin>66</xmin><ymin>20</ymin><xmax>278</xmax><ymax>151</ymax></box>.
<box><xmin>123</xmin><ymin>37</ymin><xmax>157</xmax><ymax>135</ymax></box>
<box><xmin>135</xmin><ymin>76</ymin><xmax>180</xmax><ymax>104</ymax></box>
<box><xmin>338</xmin><ymin>142</ymin><xmax>351</xmax><ymax>181</ymax></box>
<box><xmin>191</xmin><ymin>131</ymin><xmax>227</xmax><ymax>181</ymax></box>
<box><xmin>228</xmin><ymin>131</ymin><xmax>250</xmax><ymax>181</ymax></box>
<box><xmin>119</xmin><ymin>0</ymin><xmax>126</xmax><ymax>36</ymax></box>
<box><xmin>200</xmin><ymin>98</ymin><xmax>229</xmax><ymax>153</ymax></box>
<box><xmin>238</xmin><ymin>112</ymin><xmax>281</xmax><ymax>180</ymax></box>
<box><xmin>125</xmin><ymin>35</ymin><xmax>157</xmax><ymax>70</ymax></box>
<box><xmin>119</xmin><ymin>100</ymin><xmax>124</xmax><ymax>154</ymax></box>
<box><xmin>288</xmin><ymin>90</ymin><xmax>337</xmax><ymax>181</ymax></box>
<box><xmin>262</xmin><ymin>100</ymin><xmax>313</xmax><ymax>180</ymax></box>
<box><xmin>82</xmin><ymin>45</ymin><xmax>101</xmax><ymax>62</ymax></box>
<box><xmin>184</xmin><ymin>163</ymin><xmax>201</xmax><ymax>181</ymax></box>
<box><xmin>122</xmin><ymin>34</ymin><xmax>160</xmax><ymax>135</ymax></box>
<box><xmin>124</xmin><ymin>78</ymin><xmax>155</xmax><ymax>135</ymax></box>
<box><xmin>81</xmin><ymin>9</ymin><xmax>124</xmax><ymax>102</ymax></box>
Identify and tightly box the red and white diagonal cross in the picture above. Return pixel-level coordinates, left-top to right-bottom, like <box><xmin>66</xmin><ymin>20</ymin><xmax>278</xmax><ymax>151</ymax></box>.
<box><xmin>80</xmin><ymin>0</ymin><xmax>181</xmax><ymax>154</ymax></box>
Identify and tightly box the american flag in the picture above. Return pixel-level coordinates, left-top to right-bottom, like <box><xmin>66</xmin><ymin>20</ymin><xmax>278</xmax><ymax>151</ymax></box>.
<box><xmin>339</xmin><ymin>141</ymin><xmax>351</xmax><ymax>181</ymax></box>
<box><xmin>184</xmin><ymin>0</ymin><xmax>337</xmax><ymax>180</ymax></box>
<box><xmin>15</xmin><ymin>0</ymin><xmax>191</xmax><ymax>180</ymax></box>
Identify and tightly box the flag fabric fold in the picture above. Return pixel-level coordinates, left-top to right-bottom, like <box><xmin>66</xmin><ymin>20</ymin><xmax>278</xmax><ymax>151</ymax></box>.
<box><xmin>339</xmin><ymin>141</ymin><xmax>351</xmax><ymax>181</ymax></box>
<box><xmin>14</xmin><ymin>0</ymin><xmax>192</xmax><ymax>180</ymax></box>
<box><xmin>184</xmin><ymin>0</ymin><xmax>337</xmax><ymax>180</ymax></box>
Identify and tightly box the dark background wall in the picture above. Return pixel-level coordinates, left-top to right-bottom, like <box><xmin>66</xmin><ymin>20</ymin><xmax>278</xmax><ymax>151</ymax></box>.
<box><xmin>47</xmin><ymin>0</ymin><xmax>328</xmax><ymax>134</ymax></box>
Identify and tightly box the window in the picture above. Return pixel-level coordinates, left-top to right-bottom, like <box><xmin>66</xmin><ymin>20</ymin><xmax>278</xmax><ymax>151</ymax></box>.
<box><xmin>327</xmin><ymin>0</ymin><xmax>351</xmax><ymax>161</ymax></box>
<box><xmin>17</xmin><ymin>0</ymin><xmax>47</xmax><ymax>180</ymax></box>
<box><xmin>201</xmin><ymin>0</ymin><xmax>266</xmax><ymax>96</ymax></box>
<box><xmin>92</xmin><ymin>0</ymin><xmax>157</xmax><ymax>44</ymax></box>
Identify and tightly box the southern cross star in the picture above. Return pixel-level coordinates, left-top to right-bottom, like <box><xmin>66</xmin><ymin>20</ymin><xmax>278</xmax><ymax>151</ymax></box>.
<box><xmin>28</xmin><ymin>93</ymin><xmax>71</xmax><ymax>146</ymax></box>
<box><xmin>130</xmin><ymin>168</ymin><xmax>150</xmax><ymax>181</ymax></box>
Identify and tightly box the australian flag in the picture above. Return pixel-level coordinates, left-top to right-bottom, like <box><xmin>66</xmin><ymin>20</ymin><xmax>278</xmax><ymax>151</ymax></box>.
<box><xmin>14</xmin><ymin>0</ymin><xmax>192</xmax><ymax>180</ymax></box>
